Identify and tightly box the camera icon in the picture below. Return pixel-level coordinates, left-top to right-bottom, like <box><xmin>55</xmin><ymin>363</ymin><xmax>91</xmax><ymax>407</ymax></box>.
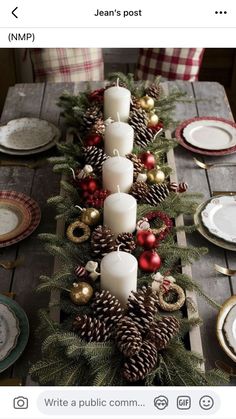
<box><xmin>13</xmin><ymin>396</ymin><xmax>28</xmax><ymax>409</ymax></box>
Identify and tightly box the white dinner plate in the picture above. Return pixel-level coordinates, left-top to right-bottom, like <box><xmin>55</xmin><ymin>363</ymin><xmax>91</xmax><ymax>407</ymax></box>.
<box><xmin>201</xmin><ymin>196</ymin><xmax>236</xmax><ymax>243</ymax></box>
<box><xmin>0</xmin><ymin>303</ymin><xmax>20</xmax><ymax>361</ymax></box>
<box><xmin>0</xmin><ymin>118</ymin><xmax>59</xmax><ymax>151</ymax></box>
<box><xmin>183</xmin><ymin>119</ymin><xmax>236</xmax><ymax>150</ymax></box>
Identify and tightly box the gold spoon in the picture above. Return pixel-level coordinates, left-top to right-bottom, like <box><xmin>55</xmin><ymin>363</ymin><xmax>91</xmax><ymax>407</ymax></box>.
<box><xmin>215</xmin><ymin>264</ymin><xmax>236</xmax><ymax>276</ymax></box>
<box><xmin>194</xmin><ymin>157</ymin><xmax>236</xmax><ymax>170</ymax></box>
<box><xmin>0</xmin><ymin>257</ymin><xmax>24</xmax><ymax>270</ymax></box>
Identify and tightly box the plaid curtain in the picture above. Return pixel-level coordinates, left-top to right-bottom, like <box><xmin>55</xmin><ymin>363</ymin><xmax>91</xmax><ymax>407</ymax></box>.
<box><xmin>136</xmin><ymin>48</ymin><xmax>205</xmax><ymax>81</ymax></box>
<box><xmin>30</xmin><ymin>48</ymin><xmax>104</xmax><ymax>82</ymax></box>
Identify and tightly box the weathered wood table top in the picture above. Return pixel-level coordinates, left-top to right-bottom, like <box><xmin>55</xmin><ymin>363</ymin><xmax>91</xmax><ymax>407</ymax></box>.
<box><xmin>0</xmin><ymin>81</ymin><xmax>236</xmax><ymax>384</ymax></box>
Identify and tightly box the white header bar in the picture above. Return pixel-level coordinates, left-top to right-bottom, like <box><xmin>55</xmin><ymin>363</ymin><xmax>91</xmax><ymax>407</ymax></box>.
<box><xmin>0</xmin><ymin>0</ymin><xmax>235</xmax><ymax>28</ymax></box>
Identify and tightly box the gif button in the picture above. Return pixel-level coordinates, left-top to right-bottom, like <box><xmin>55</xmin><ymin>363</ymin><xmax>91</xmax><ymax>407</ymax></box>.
<box><xmin>177</xmin><ymin>396</ymin><xmax>191</xmax><ymax>410</ymax></box>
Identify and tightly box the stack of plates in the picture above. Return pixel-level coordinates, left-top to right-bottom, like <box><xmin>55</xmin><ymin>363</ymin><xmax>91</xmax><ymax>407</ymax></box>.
<box><xmin>0</xmin><ymin>295</ymin><xmax>29</xmax><ymax>373</ymax></box>
<box><xmin>0</xmin><ymin>190</ymin><xmax>41</xmax><ymax>248</ymax></box>
<box><xmin>0</xmin><ymin>118</ymin><xmax>60</xmax><ymax>156</ymax></box>
<box><xmin>217</xmin><ymin>296</ymin><xmax>236</xmax><ymax>363</ymax></box>
<box><xmin>194</xmin><ymin>195</ymin><xmax>236</xmax><ymax>251</ymax></box>
<box><xmin>176</xmin><ymin>117</ymin><xmax>236</xmax><ymax>156</ymax></box>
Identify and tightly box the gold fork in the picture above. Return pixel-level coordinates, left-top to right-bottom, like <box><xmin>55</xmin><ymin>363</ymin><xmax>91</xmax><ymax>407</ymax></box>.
<box><xmin>0</xmin><ymin>159</ymin><xmax>47</xmax><ymax>169</ymax></box>
<box><xmin>215</xmin><ymin>264</ymin><xmax>236</xmax><ymax>276</ymax></box>
<box><xmin>0</xmin><ymin>257</ymin><xmax>24</xmax><ymax>270</ymax></box>
<box><xmin>194</xmin><ymin>157</ymin><xmax>236</xmax><ymax>170</ymax></box>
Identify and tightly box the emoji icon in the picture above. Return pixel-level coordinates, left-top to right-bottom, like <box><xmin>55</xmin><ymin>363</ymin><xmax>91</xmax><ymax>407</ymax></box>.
<box><xmin>199</xmin><ymin>395</ymin><xmax>214</xmax><ymax>410</ymax></box>
<box><xmin>154</xmin><ymin>395</ymin><xmax>169</xmax><ymax>410</ymax></box>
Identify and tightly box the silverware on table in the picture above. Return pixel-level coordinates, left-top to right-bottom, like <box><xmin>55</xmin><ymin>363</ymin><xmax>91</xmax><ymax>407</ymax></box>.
<box><xmin>215</xmin><ymin>264</ymin><xmax>236</xmax><ymax>276</ymax></box>
<box><xmin>194</xmin><ymin>157</ymin><xmax>236</xmax><ymax>170</ymax></box>
<box><xmin>212</xmin><ymin>191</ymin><xmax>236</xmax><ymax>196</ymax></box>
<box><xmin>0</xmin><ymin>378</ymin><xmax>23</xmax><ymax>386</ymax></box>
<box><xmin>0</xmin><ymin>159</ymin><xmax>47</xmax><ymax>169</ymax></box>
<box><xmin>0</xmin><ymin>257</ymin><xmax>24</xmax><ymax>270</ymax></box>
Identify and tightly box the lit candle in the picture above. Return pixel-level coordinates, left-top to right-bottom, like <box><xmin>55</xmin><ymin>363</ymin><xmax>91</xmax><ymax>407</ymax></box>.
<box><xmin>101</xmin><ymin>250</ymin><xmax>138</xmax><ymax>305</ymax></box>
<box><xmin>104</xmin><ymin>85</ymin><xmax>131</xmax><ymax>122</ymax></box>
<box><xmin>104</xmin><ymin>121</ymin><xmax>134</xmax><ymax>157</ymax></box>
<box><xmin>102</xmin><ymin>154</ymin><xmax>133</xmax><ymax>193</ymax></box>
<box><xmin>103</xmin><ymin>192</ymin><xmax>137</xmax><ymax>235</ymax></box>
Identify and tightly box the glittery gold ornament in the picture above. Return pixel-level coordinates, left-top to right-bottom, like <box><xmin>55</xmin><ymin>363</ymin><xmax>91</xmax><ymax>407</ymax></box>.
<box><xmin>70</xmin><ymin>282</ymin><xmax>93</xmax><ymax>305</ymax></box>
<box><xmin>147</xmin><ymin>112</ymin><xmax>159</xmax><ymax>127</ymax></box>
<box><xmin>139</xmin><ymin>95</ymin><xmax>155</xmax><ymax>111</ymax></box>
<box><xmin>81</xmin><ymin>208</ymin><xmax>100</xmax><ymax>226</ymax></box>
<box><xmin>66</xmin><ymin>220</ymin><xmax>91</xmax><ymax>244</ymax></box>
<box><xmin>147</xmin><ymin>168</ymin><xmax>165</xmax><ymax>184</ymax></box>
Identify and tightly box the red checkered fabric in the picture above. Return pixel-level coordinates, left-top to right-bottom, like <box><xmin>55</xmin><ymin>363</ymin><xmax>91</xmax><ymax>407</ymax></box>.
<box><xmin>30</xmin><ymin>49</ymin><xmax>104</xmax><ymax>82</ymax></box>
<box><xmin>136</xmin><ymin>48</ymin><xmax>205</xmax><ymax>81</ymax></box>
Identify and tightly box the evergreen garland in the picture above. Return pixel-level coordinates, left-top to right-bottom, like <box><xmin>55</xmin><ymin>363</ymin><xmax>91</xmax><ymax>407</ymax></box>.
<box><xmin>30</xmin><ymin>74</ymin><xmax>229</xmax><ymax>386</ymax></box>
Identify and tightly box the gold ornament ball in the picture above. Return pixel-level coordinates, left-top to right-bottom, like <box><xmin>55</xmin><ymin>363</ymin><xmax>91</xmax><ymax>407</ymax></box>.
<box><xmin>147</xmin><ymin>112</ymin><xmax>159</xmax><ymax>127</ymax></box>
<box><xmin>81</xmin><ymin>208</ymin><xmax>100</xmax><ymax>226</ymax></box>
<box><xmin>139</xmin><ymin>95</ymin><xmax>155</xmax><ymax>111</ymax></box>
<box><xmin>147</xmin><ymin>168</ymin><xmax>165</xmax><ymax>184</ymax></box>
<box><xmin>70</xmin><ymin>282</ymin><xmax>93</xmax><ymax>305</ymax></box>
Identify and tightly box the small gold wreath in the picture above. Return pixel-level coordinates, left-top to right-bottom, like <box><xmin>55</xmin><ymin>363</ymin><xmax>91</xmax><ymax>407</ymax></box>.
<box><xmin>66</xmin><ymin>220</ymin><xmax>91</xmax><ymax>244</ymax></box>
<box><xmin>158</xmin><ymin>283</ymin><xmax>185</xmax><ymax>312</ymax></box>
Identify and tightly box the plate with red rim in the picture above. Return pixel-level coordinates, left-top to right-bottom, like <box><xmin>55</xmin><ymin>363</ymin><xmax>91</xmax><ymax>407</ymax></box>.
<box><xmin>0</xmin><ymin>191</ymin><xmax>41</xmax><ymax>248</ymax></box>
<box><xmin>175</xmin><ymin>117</ymin><xmax>236</xmax><ymax>156</ymax></box>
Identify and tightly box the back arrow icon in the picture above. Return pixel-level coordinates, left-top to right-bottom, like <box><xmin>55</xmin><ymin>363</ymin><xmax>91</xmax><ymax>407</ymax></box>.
<box><xmin>12</xmin><ymin>7</ymin><xmax>18</xmax><ymax>18</ymax></box>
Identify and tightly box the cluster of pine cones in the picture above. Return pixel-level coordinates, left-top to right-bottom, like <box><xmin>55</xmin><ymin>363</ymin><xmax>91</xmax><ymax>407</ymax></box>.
<box><xmin>73</xmin><ymin>287</ymin><xmax>180</xmax><ymax>383</ymax></box>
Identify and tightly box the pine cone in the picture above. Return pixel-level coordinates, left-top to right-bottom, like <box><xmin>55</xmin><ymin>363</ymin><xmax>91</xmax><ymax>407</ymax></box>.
<box><xmin>145</xmin><ymin>84</ymin><xmax>162</xmax><ymax>100</ymax></box>
<box><xmin>90</xmin><ymin>118</ymin><xmax>105</xmax><ymax>136</ymax></box>
<box><xmin>91</xmin><ymin>225</ymin><xmax>116</xmax><ymax>258</ymax></box>
<box><xmin>73</xmin><ymin>315</ymin><xmax>112</xmax><ymax>342</ymax></box>
<box><xmin>130</xmin><ymin>96</ymin><xmax>142</xmax><ymax>111</ymax></box>
<box><xmin>83</xmin><ymin>146</ymin><xmax>108</xmax><ymax>175</ymax></box>
<box><xmin>129</xmin><ymin>181</ymin><xmax>149</xmax><ymax>202</ymax></box>
<box><xmin>135</xmin><ymin>125</ymin><xmax>155</xmax><ymax>148</ymax></box>
<box><xmin>116</xmin><ymin>233</ymin><xmax>136</xmax><ymax>253</ymax></box>
<box><xmin>144</xmin><ymin>183</ymin><xmax>170</xmax><ymax>206</ymax></box>
<box><xmin>126</xmin><ymin>153</ymin><xmax>144</xmax><ymax>179</ymax></box>
<box><xmin>127</xmin><ymin>287</ymin><xmax>159</xmax><ymax>335</ymax></box>
<box><xmin>91</xmin><ymin>290</ymin><xmax>123</xmax><ymax>325</ymax></box>
<box><xmin>82</xmin><ymin>105</ymin><xmax>103</xmax><ymax>131</ymax></box>
<box><xmin>129</xmin><ymin>107</ymin><xmax>148</xmax><ymax>127</ymax></box>
<box><xmin>116</xmin><ymin>316</ymin><xmax>142</xmax><ymax>357</ymax></box>
<box><xmin>168</xmin><ymin>182</ymin><xmax>178</xmax><ymax>192</ymax></box>
<box><xmin>123</xmin><ymin>340</ymin><xmax>158</xmax><ymax>382</ymax></box>
<box><xmin>148</xmin><ymin>316</ymin><xmax>180</xmax><ymax>350</ymax></box>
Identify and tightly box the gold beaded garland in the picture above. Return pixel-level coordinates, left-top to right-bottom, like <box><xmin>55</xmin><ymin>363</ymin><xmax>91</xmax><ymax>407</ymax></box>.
<box><xmin>147</xmin><ymin>168</ymin><xmax>165</xmax><ymax>184</ymax></box>
<box><xmin>66</xmin><ymin>220</ymin><xmax>91</xmax><ymax>244</ymax></box>
<box><xmin>81</xmin><ymin>208</ymin><xmax>100</xmax><ymax>226</ymax></box>
<box><xmin>70</xmin><ymin>282</ymin><xmax>94</xmax><ymax>305</ymax></box>
<box><xmin>139</xmin><ymin>95</ymin><xmax>155</xmax><ymax>111</ymax></box>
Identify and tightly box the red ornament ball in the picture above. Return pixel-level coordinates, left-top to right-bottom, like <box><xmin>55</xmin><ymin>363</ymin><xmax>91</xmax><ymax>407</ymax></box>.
<box><xmin>139</xmin><ymin>151</ymin><xmax>156</xmax><ymax>170</ymax></box>
<box><xmin>84</xmin><ymin>134</ymin><xmax>103</xmax><ymax>147</ymax></box>
<box><xmin>79</xmin><ymin>177</ymin><xmax>99</xmax><ymax>194</ymax></box>
<box><xmin>138</xmin><ymin>250</ymin><xmax>161</xmax><ymax>272</ymax></box>
<box><xmin>136</xmin><ymin>230</ymin><xmax>156</xmax><ymax>249</ymax></box>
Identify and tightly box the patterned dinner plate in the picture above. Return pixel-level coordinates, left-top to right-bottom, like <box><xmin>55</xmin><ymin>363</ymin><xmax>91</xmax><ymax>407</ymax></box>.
<box><xmin>175</xmin><ymin>117</ymin><xmax>236</xmax><ymax>156</ymax></box>
<box><xmin>217</xmin><ymin>296</ymin><xmax>236</xmax><ymax>363</ymax></box>
<box><xmin>0</xmin><ymin>118</ymin><xmax>60</xmax><ymax>151</ymax></box>
<box><xmin>194</xmin><ymin>198</ymin><xmax>236</xmax><ymax>252</ymax></box>
<box><xmin>0</xmin><ymin>303</ymin><xmax>20</xmax><ymax>361</ymax></box>
<box><xmin>0</xmin><ymin>199</ymin><xmax>31</xmax><ymax>242</ymax></box>
<box><xmin>201</xmin><ymin>196</ymin><xmax>236</xmax><ymax>243</ymax></box>
<box><xmin>0</xmin><ymin>295</ymin><xmax>29</xmax><ymax>373</ymax></box>
<box><xmin>0</xmin><ymin>191</ymin><xmax>41</xmax><ymax>248</ymax></box>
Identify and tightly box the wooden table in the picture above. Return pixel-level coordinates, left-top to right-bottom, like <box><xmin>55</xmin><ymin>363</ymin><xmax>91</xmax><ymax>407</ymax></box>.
<box><xmin>0</xmin><ymin>81</ymin><xmax>236</xmax><ymax>384</ymax></box>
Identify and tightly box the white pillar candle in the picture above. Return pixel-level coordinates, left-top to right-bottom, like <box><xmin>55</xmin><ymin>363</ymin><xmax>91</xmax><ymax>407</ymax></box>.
<box><xmin>102</xmin><ymin>156</ymin><xmax>133</xmax><ymax>193</ymax></box>
<box><xmin>104</xmin><ymin>121</ymin><xmax>134</xmax><ymax>157</ymax></box>
<box><xmin>104</xmin><ymin>86</ymin><xmax>131</xmax><ymax>122</ymax></box>
<box><xmin>101</xmin><ymin>250</ymin><xmax>138</xmax><ymax>305</ymax></box>
<box><xmin>103</xmin><ymin>192</ymin><xmax>137</xmax><ymax>235</ymax></box>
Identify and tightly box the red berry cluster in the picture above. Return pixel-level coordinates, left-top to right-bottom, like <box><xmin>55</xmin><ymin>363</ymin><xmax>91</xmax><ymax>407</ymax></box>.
<box><xmin>86</xmin><ymin>189</ymin><xmax>110</xmax><ymax>209</ymax></box>
<box><xmin>88</xmin><ymin>88</ymin><xmax>105</xmax><ymax>103</ymax></box>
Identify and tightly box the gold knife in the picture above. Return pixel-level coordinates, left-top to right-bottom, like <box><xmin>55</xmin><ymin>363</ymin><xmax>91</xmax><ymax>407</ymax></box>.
<box><xmin>212</xmin><ymin>191</ymin><xmax>236</xmax><ymax>196</ymax></box>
